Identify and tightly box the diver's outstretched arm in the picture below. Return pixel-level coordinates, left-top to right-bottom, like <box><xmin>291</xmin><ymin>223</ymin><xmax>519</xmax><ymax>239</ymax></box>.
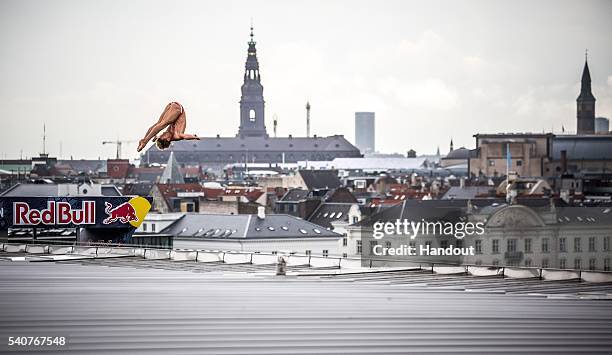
<box><xmin>177</xmin><ymin>133</ymin><xmax>200</xmax><ymax>140</ymax></box>
<box><xmin>138</xmin><ymin>122</ymin><xmax>169</xmax><ymax>151</ymax></box>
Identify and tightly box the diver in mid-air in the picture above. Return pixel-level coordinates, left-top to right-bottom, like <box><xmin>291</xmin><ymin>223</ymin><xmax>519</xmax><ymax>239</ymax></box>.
<box><xmin>137</xmin><ymin>101</ymin><xmax>199</xmax><ymax>152</ymax></box>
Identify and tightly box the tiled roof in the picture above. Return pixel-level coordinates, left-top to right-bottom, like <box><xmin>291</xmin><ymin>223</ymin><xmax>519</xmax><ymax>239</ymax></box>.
<box><xmin>122</xmin><ymin>182</ymin><xmax>154</xmax><ymax>196</ymax></box>
<box><xmin>156</xmin><ymin>183</ymin><xmax>204</xmax><ymax>201</ymax></box>
<box><xmin>308</xmin><ymin>203</ymin><xmax>354</xmax><ymax>228</ymax></box>
<box><xmin>221</xmin><ymin>187</ymin><xmax>264</xmax><ymax>202</ymax></box>
<box><xmin>279</xmin><ymin>188</ymin><xmax>309</xmax><ymax>202</ymax></box>
<box><xmin>298</xmin><ymin>170</ymin><xmax>341</xmax><ymax>190</ymax></box>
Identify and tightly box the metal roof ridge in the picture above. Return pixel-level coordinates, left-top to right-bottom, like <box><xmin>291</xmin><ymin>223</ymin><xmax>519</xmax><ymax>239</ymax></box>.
<box><xmin>243</xmin><ymin>215</ymin><xmax>252</xmax><ymax>239</ymax></box>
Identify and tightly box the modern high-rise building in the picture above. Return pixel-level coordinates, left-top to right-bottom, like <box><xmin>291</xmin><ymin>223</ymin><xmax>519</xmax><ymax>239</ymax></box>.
<box><xmin>595</xmin><ymin>117</ymin><xmax>609</xmax><ymax>134</ymax></box>
<box><xmin>354</xmin><ymin>112</ymin><xmax>375</xmax><ymax>154</ymax></box>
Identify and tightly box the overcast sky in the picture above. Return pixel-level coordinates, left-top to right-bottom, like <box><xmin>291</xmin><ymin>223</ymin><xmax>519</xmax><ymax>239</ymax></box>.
<box><xmin>1</xmin><ymin>0</ymin><xmax>611</xmax><ymax>160</ymax></box>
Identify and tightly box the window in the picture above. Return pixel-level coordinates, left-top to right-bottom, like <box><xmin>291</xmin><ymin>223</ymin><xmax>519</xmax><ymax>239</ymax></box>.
<box><xmin>559</xmin><ymin>258</ymin><xmax>566</xmax><ymax>269</ymax></box>
<box><xmin>151</xmin><ymin>223</ymin><xmax>156</xmax><ymax>232</ymax></box>
<box><xmin>524</xmin><ymin>259</ymin><xmax>532</xmax><ymax>267</ymax></box>
<box><xmin>475</xmin><ymin>260</ymin><xmax>482</xmax><ymax>266</ymax></box>
<box><xmin>516</xmin><ymin>160</ymin><xmax>523</xmax><ymax>166</ymax></box>
<box><xmin>440</xmin><ymin>240</ymin><xmax>449</xmax><ymax>249</ymax></box>
<box><xmin>492</xmin><ymin>260</ymin><xmax>499</xmax><ymax>266</ymax></box>
<box><xmin>574</xmin><ymin>258</ymin><xmax>581</xmax><ymax>270</ymax></box>
<box><xmin>605</xmin><ymin>258</ymin><xmax>610</xmax><ymax>271</ymax></box>
<box><xmin>305</xmin><ymin>250</ymin><xmax>311</xmax><ymax>256</ymax></box>
<box><xmin>456</xmin><ymin>239</ymin><xmax>463</xmax><ymax>248</ymax></box>
<box><xmin>589</xmin><ymin>258</ymin><xmax>596</xmax><ymax>271</ymax></box>
<box><xmin>492</xmin><ymin>239</ymin><xmax>499</xmax><ymax>254</ymax></box>
<box><xmin>352</xmin><ymin>216</ymin><xmax>359</xmax><ymax>224</ymax></box>
<box><xmin>409</xmin><ymin>241</ymin><xmax>416</xmax><ymax>249</ymax></box>
<box><xmin>369</xmin><ymin>240</ymin><xmax>378</xmax><ymax>254</ymax></box>
<box><xmin>249</xmin><ymin>109</ymin><xmax>256</xmax><ymax>122</ymax></box>
<box><xmin>574</xmin><ymin>237</ymin><xmax>581</xmax><ymax>252</ymax></box>
<box><xmin>425</xmin><ymin>241</ymin><xmax>432</xmax><ymax>249</ymax></box>
<box><xmin>524</xmin><ymin>238</ymin><xmax>532</xmax><ymax>253</ymax></box>
<box><xmin>559</xmin><ymin>237</ymin><xmax>566</xmax><ymax>252</ymax></box>
<box><xmin>143</xmin><ymin>223</ymin><xmax>147</xmax><ymax>232</ymax></box>
<box><xmin>507</xmin><ymin>239</ymin><xmax>517</xmax><ymax>253</ymax></box>
<box><xmin>385</xmin><ymin>241</ymin><xmax>391</xmax><ymax>248</ymax></box>
<box><xmin>588</xmin><ymin>237</ymin><xmax>596</xmax><ymax>252</ymax></box>
<box><xmin>542</xmin><ymin>238</ymin><xmax>549</xmax><ymax>253</ymax></box>
<box><xmin>356</xmin><ymin>240</ymin><xmax>362</xmax><ymax>254</ymax></box>
<box><xmin>488</xmin><ymin>160</ymin><xmax>495</xmax><ymax>166</ymax></box>
<box><xmin>475</xmin><ymin>240</ymin><xmax>482</xmax><ymax>254</ymax></box>
<box><xmin>604</xmin><ymin>237</ymin><xmax>610</xmax><ymax>252</ymax></box>
<box><xmin>342</xmin><ymin>253</ymin><xmax>347</xmax><ymax>258</ymax></box>
<box><xmin>542</xmin><ymin>258</ymin><xmax>549</xmax><ymax>268</ymax></box>
<box><xmin>322</xmin><ymin>250</ymin><xmax>329</xmax><ymax>257</ymax></box>
<box><xmin>342</xmin><ymin>237</ymin><xmax>347</xmax><ymax>247</ymax></box>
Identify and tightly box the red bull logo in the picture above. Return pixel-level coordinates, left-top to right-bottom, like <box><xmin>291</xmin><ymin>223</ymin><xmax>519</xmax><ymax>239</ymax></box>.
<box><xmin>101</xmin><ymin>197</ymin><xmax>150</xmax><ymax>227</ymax></box>
<box><xmin>103</xmin><ymin>202</ymin><xmax>138</xmax><ymax>224</ymax></box>
<box><xmin>13</xmin><ymin>201</ymin><xmax>96</xmax><ymax>226</ymax></box>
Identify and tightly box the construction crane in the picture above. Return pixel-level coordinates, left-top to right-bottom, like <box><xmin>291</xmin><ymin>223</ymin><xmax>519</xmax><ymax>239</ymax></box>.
<box><xmin>102</xmin><ymin>140</ymin><xmax>137</xmax><ymax>159</ymax></box>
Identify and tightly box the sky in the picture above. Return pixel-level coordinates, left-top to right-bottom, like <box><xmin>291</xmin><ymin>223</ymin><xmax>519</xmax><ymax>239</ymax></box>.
<box><xmin>1</xmin><ymin>0</ymin><xmax>611</xmax><ymax>161</ymax></box>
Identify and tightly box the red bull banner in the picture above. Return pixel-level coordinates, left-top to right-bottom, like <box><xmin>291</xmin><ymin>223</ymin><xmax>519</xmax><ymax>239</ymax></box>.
<box><xmin>0</xmin><ymin>196</ymin><xmax>152</xmax><ymax>230</ymax></box>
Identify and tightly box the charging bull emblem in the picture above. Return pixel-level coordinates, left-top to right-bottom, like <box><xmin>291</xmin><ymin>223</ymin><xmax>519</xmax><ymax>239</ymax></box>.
<box><xmin>103</xmin><ymin>202</ymin><xmax>139</xmax><ymax>224</ymax></box>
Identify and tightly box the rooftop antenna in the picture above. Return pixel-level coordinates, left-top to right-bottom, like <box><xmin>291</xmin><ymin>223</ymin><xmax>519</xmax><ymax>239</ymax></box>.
<box><xmin>42</xmin><ymin>123</ymin><xmax>46</xmax><ymax>156</ymax></box>
<box><xmin>585</xmin><ymin>48</ymin><xmax>588</xmax><ymax>62</ymax></box>
<box><xmin>273</xmin><ymin>114</ymin><xmax>278</xmax><ymax>137</ymax></box>
<box><xmin>306</xmin><ymin>101</ymin><xmax>311</xmax><ymax>138</ymax></box>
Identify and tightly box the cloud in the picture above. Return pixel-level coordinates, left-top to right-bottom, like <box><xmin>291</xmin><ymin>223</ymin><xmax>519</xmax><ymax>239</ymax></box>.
<box><xmin>377</xmin><ymin>77</ymin><xmax>458</xmax><ymax>111</ymax></box>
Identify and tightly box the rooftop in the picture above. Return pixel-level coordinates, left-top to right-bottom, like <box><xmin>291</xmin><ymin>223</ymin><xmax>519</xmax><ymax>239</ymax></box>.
<box><xmin>0</xmin><ymin>182</ymin><xmax>121</xmax><ymax>197</ymax></box>
<box><xmin>161</xmin><ymin>213</ymin><xmax>342</xmax><ymax>239</ymax></box>
<box><xmin>1</xmin><ymin>245</ymin><xmax>611</xmax><ymax>354</ymax></box>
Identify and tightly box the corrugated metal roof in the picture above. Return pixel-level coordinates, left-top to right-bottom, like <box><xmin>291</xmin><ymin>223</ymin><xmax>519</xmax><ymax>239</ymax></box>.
<box><xmin>0</xmin><ymin>258</ymin><xmax>611</xmax><ymax>354</ymax></box>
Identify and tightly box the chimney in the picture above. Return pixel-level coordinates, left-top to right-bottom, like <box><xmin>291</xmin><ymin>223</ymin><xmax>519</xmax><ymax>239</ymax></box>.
<box><xmin>257</xmin><ymin>206</ymin><xmax>266</xmax><ymax>219</ymax></box>
<box><xmin>560</xmin><ymin>150</ymin><xmax>567</xmax><ymax>174</ymax></box>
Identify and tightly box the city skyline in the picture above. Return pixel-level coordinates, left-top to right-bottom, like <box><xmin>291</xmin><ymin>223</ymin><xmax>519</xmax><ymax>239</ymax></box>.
<box><xmin>1</xmin><ymin>0</ymin><xmax>612</xmax><ymax>160</ymax></box>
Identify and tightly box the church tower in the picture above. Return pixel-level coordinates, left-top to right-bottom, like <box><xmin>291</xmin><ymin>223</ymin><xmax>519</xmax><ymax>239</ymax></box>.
<box><xmin>576</xmin><ymin>55</ymin><xmax>596</xmax><ymax>135</ymax></box>
<box><xmin>238</xmin><ymin>26</ymin><xmax>268</xmax><ymax>138</ymax></box>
